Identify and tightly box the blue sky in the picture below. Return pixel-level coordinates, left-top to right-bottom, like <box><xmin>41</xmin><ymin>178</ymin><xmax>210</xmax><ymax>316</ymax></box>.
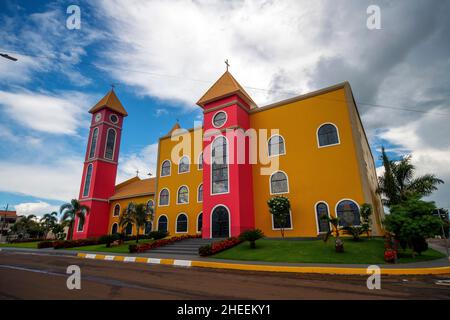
<box><xmin>1</xmin><ymin>0</ymin><xmax>449</xmax><ymax>216</ymax></box>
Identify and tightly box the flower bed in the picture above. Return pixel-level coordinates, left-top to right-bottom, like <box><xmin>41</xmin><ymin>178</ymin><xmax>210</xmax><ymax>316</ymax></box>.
<box><xmin>199</xmin><ymin>237</ymin><xmax>242</xmax><ymax>257</ymax></box>
<box><xmin>129</xmin><ymin>234</ymin><xmax>201</xmax><ymax>253</ymax></box>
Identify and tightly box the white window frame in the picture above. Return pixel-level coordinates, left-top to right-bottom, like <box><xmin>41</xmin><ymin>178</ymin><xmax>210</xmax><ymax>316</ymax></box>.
<box><xmin>178</xmin><ymin>156</ymin><xmax>190</xmax><ymax>174</ymax></box>
<box><xmin>76</xmin><ymin>217</ymin><xmax>84</xmax><ymax>232</ymax></box>
<box><xmin>160</xmin><ymin>159</ymin><xmax>171</xmax><ymax>177</ymax></box>
<box><xmin>176</xmin><ymin>185</ymin><xmax>190</xmax><ymax>205</ymax></box>
<box><xmin>82</xmin><ymin>163</ymin><xmax>93</xmax><ymax>198</ymax></box>
<box><xmin>198</xmin><ymin>152</ymin><xmax>203</xmax><ymax>170</ymax></box>
<box><xmin>111</xmin><ymin>222</ymin><xmax>118</xmax><ymax>234</ymax></box>
<box><xmin>157</xmin><ymin>214</ymin><xmax>169</xmax><ymax>232</ymax></box>
<box><xmin>197</xmin><ymin>183</ymin><xmax>203</xmax><ymax>203</ymax></box>
<box><xmin>210</xmin><ymin>135</ymin><xmax>230</xmax><ymax>196</ymax></box>
<box><xmin>316</xmin><ymin>122</ymin><xmax>340</xmax><ymax>148</ymax></box>
<box><xmin>104</xmin><ymin>127</ymin><xmax>117</xmax><ymax>160</ymax></box>
<box><xmin>212</xmin><ymin>110</ymin><xmax>228</xmax><ymax>128</ymax></box>
<box><xmin>335</xmin><ymin>198</ymin><xmax>361</xmax><ymax>227</ymax></box>
<box><xmin>269</xmin><ymin>170</ymin><xmax>290</xmax><ymax>195</ymax></box>
<box><xmin>89</xmin><ymin>127</ymin><xmax>99</xmax><ymax>159</ymax></box>
<box><xmin>113</xmin><ymin>204</ymin><xmax>120</xmax><ymax>217</ymax></box>
<box><xmin>210</xmin><ymin>204</ymin><xmax>231</xmax><ymax>238</ymax></box>
<box><xmin>175</xmin><ymin>213</ymin><xmax>189</xmax><ymax>234</ymax></box>
<box><xmin>196</xmin><ymin>212</ymin><xmax>203</xmax><ymax>234</ymax></box>
<box><xmin>158</xmin><ymin>188</ymin><xmax>170</xmax><ymax>207</ymax></box>
<box><xmin>268</xmin><ymin>134</ymin><xmax>286</xmax><ymax>157</ymax></box>
<box><xmin>314</xmin><ymin>201</ymin><xmax>332</xmax><ymax>234</ymax></box>
<box><xmin>271</xmin><ymin>209</ymin><xmax>293</xmax><ymax>231</ymax></box>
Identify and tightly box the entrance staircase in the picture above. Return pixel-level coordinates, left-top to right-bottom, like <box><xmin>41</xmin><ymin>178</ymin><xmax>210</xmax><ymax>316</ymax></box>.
<box><xmin>148</xmin><ymin>238</ymin><xmax>217</xmax><ymax>256</ymax></box>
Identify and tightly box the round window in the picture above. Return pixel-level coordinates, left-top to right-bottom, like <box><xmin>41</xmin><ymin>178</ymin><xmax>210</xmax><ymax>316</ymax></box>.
<box><xmin>110</xmin><ymin>114</ymin><xmax>118</xmax><ymax>124</ymax></box>
<box><xmin>212</xmin><ymin>111</ymin><xmax>227</xmax><ymax>128</ymax></box>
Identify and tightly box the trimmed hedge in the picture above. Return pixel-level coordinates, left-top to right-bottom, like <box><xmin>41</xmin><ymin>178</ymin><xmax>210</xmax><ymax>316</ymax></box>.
<box><xmin>199</xmin><ymin>237</ymin><xmax>242</xmax><ymax>257</ymax></box>
<box><xmin>37</xmin><ymin>231</ymin><xmax>170</xmax><ymax>250</ymax></box>
<box><xmin>129</xmin><ymin>234</ymin><xmax>201</xmax><ymax>253</ymax></box>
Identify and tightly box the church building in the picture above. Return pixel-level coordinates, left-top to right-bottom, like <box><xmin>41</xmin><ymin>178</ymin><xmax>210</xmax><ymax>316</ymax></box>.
<box><xmin>73</xmin><ymin>71</ymin><xmax>384</xmax><ymax>240</ymax></box>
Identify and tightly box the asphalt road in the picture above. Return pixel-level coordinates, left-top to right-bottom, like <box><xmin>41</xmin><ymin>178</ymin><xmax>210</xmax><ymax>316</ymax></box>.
<box><xmin>0</xmin><ymin>250</ymin><xmax>449</xmax><ymax>300</ymax></box>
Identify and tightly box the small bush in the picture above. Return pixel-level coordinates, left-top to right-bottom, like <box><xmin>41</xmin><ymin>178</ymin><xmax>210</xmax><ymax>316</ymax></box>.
<box><xmin>238</xmin><ymin>229</ymin><xmax>264</xmax><ymax>248</ymax></box>
<box><xmin>411</xmin><ymin>237</ymin><xmax>428</xmax><ymax>255</ymax></box>
<box><xmin>99</xmin><ymin>234</ymin><xmax>120</xmax><ymax>247</ymax></box>
<box><xmin>199</xmin><ymin>245</ymin><xmax>212</xmax><ymax>256</ymax></box>
<box><xmin>148</xmin><ymin>230</ymin><xmax>169</xmax><ymax>240</ymax></box>
<box><xmin>37</xmin><ymin>241</ymin><xmax>55</xmax><ymax>249</ymax></box>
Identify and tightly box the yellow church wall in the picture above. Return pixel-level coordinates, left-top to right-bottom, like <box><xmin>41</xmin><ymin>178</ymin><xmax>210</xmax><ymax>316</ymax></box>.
<box><xmin>154</xmin><ymin>128</ymin><xmax>203</xmax><ymax>236</ymax></box>
<box><xmin>249</xmin><ymin>86</ymin><xmax>369</xmax><ymax>237</ymax></box>
<box><xmin>108</xmin><ymin>194</ymin><xmax>155</xmax><ymax>235</ymax></box>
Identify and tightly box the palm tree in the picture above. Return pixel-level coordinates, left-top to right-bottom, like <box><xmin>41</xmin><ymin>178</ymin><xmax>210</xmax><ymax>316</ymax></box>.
<box><xmin>378</xmin><ymin>147</ymin><xmax>444</xmax><ymax>206</ymax></box>
<box><xmin>40</xmin><ymin>212</ymin><xmax>58</xmax><ymax>239</ymax></box>
<box><xmin>60</xmin><ymin>199</ymin><xmax>89</xmax><ymax>240</ymax></box>
<box><xmin>119</xmin><ymin>202</ymin><xmax>152</xmax><ymax>243</ymax></box>
<box><xmin>12</xmin><ymin>214</ymin><xmax>37</xmax><ymax>238</ymax></box>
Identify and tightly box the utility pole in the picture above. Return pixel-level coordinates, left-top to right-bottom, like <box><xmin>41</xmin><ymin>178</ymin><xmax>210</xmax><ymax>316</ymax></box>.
<box><xmin>437</xmin><ymin>208</ymin><xmax>449</xmax><ymax>261</ymax></box>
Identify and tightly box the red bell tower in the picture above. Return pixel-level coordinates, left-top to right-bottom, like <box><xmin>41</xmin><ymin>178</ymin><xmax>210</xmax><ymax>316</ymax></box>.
<box><xmin>73</xmin><ymin>89</ymin><xmax>128</xmax><ymax>240</ymax></box>
<box><xmin>197</xmin><ymin>71</ymin><xmax>256</xmax><ymax>238</ymax></box>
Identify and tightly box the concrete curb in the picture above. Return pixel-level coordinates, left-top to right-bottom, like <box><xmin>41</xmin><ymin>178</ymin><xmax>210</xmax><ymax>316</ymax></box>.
<box><xmin>76</xmin><ymin>253</ymin><xmax>450</xmax><ymax>275</ymax></box>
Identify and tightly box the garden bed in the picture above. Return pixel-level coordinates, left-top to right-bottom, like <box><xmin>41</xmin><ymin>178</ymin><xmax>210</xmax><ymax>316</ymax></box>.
<box><xmin>212</xmin><ymin>238</ymin><xmax>445</xmax><ymax>264</ymax></box>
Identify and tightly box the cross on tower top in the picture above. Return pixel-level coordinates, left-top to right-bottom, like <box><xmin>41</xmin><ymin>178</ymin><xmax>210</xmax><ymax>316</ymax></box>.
<box><xmin>225</xmin><ymin>59</ymin><xmax>230</xmax><ymax>71</ymax></box>
<box><xmin>135</xmin><ymin>169</ymin><xmax>139</xmax><ymax>177</ymax></box>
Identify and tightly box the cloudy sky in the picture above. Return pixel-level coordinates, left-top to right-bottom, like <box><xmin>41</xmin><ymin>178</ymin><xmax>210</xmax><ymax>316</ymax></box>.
<box><xmin>0</xmin><ymin>0</ymin><xmax>449</xmax><ymax>217</ymax></box>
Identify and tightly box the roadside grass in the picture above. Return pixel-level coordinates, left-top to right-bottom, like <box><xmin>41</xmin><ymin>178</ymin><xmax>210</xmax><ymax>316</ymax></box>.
<box><xmin>0</xmin><ymin>241</ymin><xmax>39</xmax><ymax>249</ymax></box>
<box><xmin>63</xmin><ymin>239</ymin><xmax>154</xmax><ymax>253</ymax></box>
<box><xmin>212</xmin><ymin>238</ymin><xmax>445</xmax><ymax>264</ymax></box>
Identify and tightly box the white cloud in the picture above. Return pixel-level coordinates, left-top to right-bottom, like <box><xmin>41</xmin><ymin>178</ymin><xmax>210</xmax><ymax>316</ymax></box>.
<box><xmin>117</xmin><ymin>143</ymin><xmax>159</xmax><ymax>183</ymax></box>
<box><xmin>96</xmin><ymin>0</ymin><xmax>329</xmax><ymax>108</ymax></box>
<box><xmin>14</xmin><ymin>201</ymin><xmax>59</xmax><ymax>218</ymax></box>
<box><xmin>0</xmin><ymin>157</ymin><xmax>83</xmax><ymax>202</ymax></box>
<box><xmin>0</xmin><ymin>90</ymin><xmax>92</xmax><ymax>135</ymax></box>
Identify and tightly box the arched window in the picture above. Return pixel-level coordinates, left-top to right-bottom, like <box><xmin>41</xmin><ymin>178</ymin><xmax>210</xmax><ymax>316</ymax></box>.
<box><xmin>105</xmin><ymin>128</ymin><xmax>116</xmax><ymax>159</ymax></box>
<box><xmin>177</xmin><ymin>186</ymin><xmax>189</xmax><ymax>204</ymax></box>
<box><xmin>111</xmin><ymin>223</ymin><xmax>118</xmax><ymax>234</ymax></box>
<box><xmin>77</xmin><ymin>217</ymin><xmax>84</xmax><ymax>232</ymax></box>
<box><xmin>89</xmin><ymin>128</ymin><xmax>98</xmax><ymax>159</ymax></box>
<box><xmin>336</xmin><ymin>200</ymin><xmax>361</xmax><ymax>227</ymax></box>
<box><xmin>159</xmin><ymin>189</ymin><xmax>169</xmax><ymax>206</ymax></box>
<box><xmin>146</xmin><ymin>200</ymin><xmax>154</xmax><ymax>212</ymax></box>
<box><xmin>268</xmin><ymin>135</ymin><xmax>285</xmax><ymax>156</ymax></box>
<box><xmin>144</xmin><ymin>221</ymin><xmax>152</xmax><ymax>235</ymax></box>
<box><xmin>161</xmin><ymin>160</ymin><xmax>171</xmax><ymax>176</ymax></box>
<box><xmin>211</xmin><ymin>136</ymin><xmax>229</xmax><ymax>194</ymax></box>
<box><xmin>125</xmin><ymin>222</ymin><xmax>133</xmax><ymax>235</ymax></box>
<box><xmin>317</xmin><ymin>123</ymin><xmax>339</xmax><ymax>147</ymax></box>
<box><xmin>82</xmin><ymin>164</ymin><xmax>93</xmax><ymax>197</ymax></box>
<box><xmin>197</xmin><ymin>184</ymin><xmax>203</xmax><ymax>202</ymax></box>
<box><xmin>178</xmin><ymin>156</ymin><xmax>190</xmax><ymax>173</ymax></box>
<box><xmin>158</xmin><ymin>215</ymin><xmax>168</xmax><ymax>232</ymax></box>
<box><xmin>113</xmin><ymin>204</ymin><xmax>120</xmax><ymax>217</ymax></box>
<box><xmin>197</xmin><ymin>212</ymin><xmax>203</xmax><ymax>233</ymax></box>
<box><xmin>176</xmin><ymin>213</ymin><xmax>188</xmax><ymax>233</ymax></box>
<box><xmin>316</xmin><ymin>202</ymin><xmax>331</xmax><ymax>233</ymax></box>
<box><xmin>198</xmin><ymin>153</ymin><xmax>203</xmax><ymax>170</ymax></box>
<box><xmin>270</xmin><ymin>171</ymin><xmax>289</xmax><ymax>194</ymax></box>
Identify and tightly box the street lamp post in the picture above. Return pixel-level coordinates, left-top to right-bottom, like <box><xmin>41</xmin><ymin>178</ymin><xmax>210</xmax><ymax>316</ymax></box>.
<box><xmin>0</xmin><ymin>53</ymin><xmax>18</xmax><ymax>61</ymax></box>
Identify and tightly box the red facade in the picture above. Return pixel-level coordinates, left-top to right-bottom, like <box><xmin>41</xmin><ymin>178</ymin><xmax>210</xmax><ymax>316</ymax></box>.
<box><xmin>74</xmin><ymin>93</ymin><xmax>126</xmax><ymax>240</ymax></box>
<box><xmin>201</xmin><ymin>94</ymin><xmax>255</xmax><ymax>238</ymax></box>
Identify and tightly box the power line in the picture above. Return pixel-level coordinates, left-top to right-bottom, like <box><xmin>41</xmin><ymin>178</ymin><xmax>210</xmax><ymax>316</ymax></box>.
<box><xmin>2</xmin><ymin>48</ymin><xmax>450</xmax><ymax>117</ymax></box>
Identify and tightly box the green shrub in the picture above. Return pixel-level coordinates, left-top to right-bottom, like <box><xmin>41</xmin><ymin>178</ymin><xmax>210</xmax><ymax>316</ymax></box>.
<box><xmin>99</xmin><ymin>234</ymin><xmax>120</xmax><ymax>247</ymax></box>
<box><xmin>198</xmin><ymin>244</ymin><xmax>212</xmax><ymax>256</ymax></box>
<box><xmin>148</xmin><ymin>230</ymin><xmax>168</xmax><ymax>240</ymax></box>
<box><xmin>239</xmin><ymin>229</ymin><xmax>265</xmax><ymax>249</ymax></box>
<box><xmin>37</xmin><ymin>241</ymin><xmax>54</xmax><ymax>249</ymax></box>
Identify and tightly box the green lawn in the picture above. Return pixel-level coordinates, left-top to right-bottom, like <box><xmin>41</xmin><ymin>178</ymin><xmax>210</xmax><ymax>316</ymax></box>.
<box><xmin>212</xmin><ymin>238</ymin><xmax>445</xmax><ymax>264</ymax></box>
<box><xmin>0</xmin><ymin>241</ymin><xmax>39</xmax><ymax>249</ymax></box>
<box><xmin>64</xmin><ymin>239</ymin><xmax>154</xmax><ymax>254</ymax></box>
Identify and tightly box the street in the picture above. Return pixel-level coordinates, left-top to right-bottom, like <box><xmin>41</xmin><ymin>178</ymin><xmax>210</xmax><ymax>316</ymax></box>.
<box><xmin>0</xmin><ymin>250</ymin><xmax>449</xmax><ymax>300</ymax></box>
